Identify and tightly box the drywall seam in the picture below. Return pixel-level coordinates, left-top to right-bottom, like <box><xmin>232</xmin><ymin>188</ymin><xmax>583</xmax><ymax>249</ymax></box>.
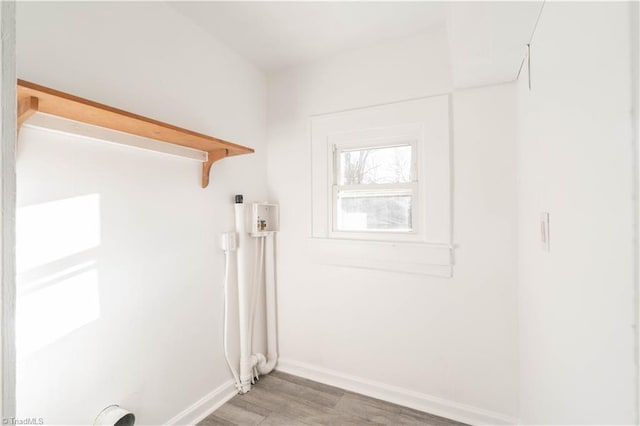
<box><xmin>0</xmin><ymin>0</ymin><xmax>16</xmax><ymax>420</ymax></box>
<box><xmin>515</xmin><ymin>1</ymin><xmax>546</xmax><ymax>82</ymax></box>
<box><xmin>163</xmin><ymin>379</ymin><xmax>237</xmax><ymax>426</ymax></box>
<box><xmin>277</xmin><ymin>358</ymin><xmax>519</xmax><ymax>426</ymax></box>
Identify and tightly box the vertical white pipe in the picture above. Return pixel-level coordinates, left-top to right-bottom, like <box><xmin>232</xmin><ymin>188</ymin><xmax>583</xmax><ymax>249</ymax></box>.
<box><xmin>248</xmin><ymin>237</ymin><xmax>264</xmax><ymax>360</ymax></box>
<box><xmin>257</xmin><ymin>232</ymin><xmax>278</xmax><ymax>374</ymax></box>
<box><xmin>222</xmin><ymin>244</ymin><xmax>241</xmax><ymax>391</ymax></box>
<box><xmin>265</xmin><ymin>233</ymin><xmax>278</xmax><ymax>363</ymax></box>
<box><xmin>233</xmin><ymin>202</ymin><xmax>252</xmax><ymax>393</ymax></box>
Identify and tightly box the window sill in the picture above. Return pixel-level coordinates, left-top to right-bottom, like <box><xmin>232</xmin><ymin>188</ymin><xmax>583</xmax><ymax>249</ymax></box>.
<box><xmin>306</xmin><ymin>237</ymin><xmax>453</xmax><ymax>278</ymax></box>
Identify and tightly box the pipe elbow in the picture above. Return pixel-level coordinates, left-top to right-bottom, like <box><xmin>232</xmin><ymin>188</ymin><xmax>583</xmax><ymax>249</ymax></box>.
<box><xmin>250</xmin><ymin>354</ymin><xmax>261</xmax><ymax>368</ymax></box>
<box><xmin>253</xmin><ymin>353</ymin><xmax>266</xmax><ymax>367</ymax></box>
<box><xmin>256</xmin><ymin>353</ymin><xmax>278</xmax><ymax>375</ymax></box>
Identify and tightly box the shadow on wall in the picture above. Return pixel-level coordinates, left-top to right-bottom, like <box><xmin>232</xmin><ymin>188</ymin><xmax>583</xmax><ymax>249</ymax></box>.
<box><xmin>16</xmin><ymin>193</ymin><xmax>102</xmax><ymax>359</ymax></box>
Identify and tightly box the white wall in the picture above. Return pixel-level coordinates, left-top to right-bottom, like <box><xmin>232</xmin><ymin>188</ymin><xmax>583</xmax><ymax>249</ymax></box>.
<box><xmin>16</xmin><ymin>2</ymin><xmax>266</xmax><ymax>424</ymax></box>
<box><xmin>267</xmin><ymin>29</ymin><xmax>520</xmax><ymax>424</ymax></box>
<box><xmin>517</xmin><ymin>2</ymin><xmax>637</xmax><ymax>424</ymax></box>
<box><xmin>16</xmin><ymin>3</ymin><xmax>638</xmax><ymax>424</ymax></box>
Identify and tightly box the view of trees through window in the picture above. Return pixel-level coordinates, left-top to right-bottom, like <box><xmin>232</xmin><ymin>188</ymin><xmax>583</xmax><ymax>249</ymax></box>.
<box><xmin>336</xmin><ymin>144</ymin><xmax>414</xmax><ymax>232</ymax></box>
<box><xmin>339</xmin><ymin>145</ymin><xmax>411</xmax><ymax>185</ymax></box>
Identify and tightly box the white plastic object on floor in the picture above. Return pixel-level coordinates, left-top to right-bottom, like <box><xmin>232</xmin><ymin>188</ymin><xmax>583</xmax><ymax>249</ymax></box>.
<box><xmin>94</xmin><ymin>405</ymin><xmax>135</xmax><ymax>426</ymax></box>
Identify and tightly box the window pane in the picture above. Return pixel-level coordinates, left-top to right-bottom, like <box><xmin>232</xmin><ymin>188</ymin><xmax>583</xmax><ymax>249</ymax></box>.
<box><xmin>336</xmin><ymin>189</ymin><xmax>412</xmax><ymax>231</ymax></box>
<box><xmin>339</xmin><ymin>144</ymin><xmax>412</xmax><ymax>185</ymax></box>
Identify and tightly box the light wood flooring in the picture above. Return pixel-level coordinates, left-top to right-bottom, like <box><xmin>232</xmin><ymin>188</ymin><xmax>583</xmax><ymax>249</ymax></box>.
<box><xmin>197</xmin><ymin>371</ymin><xmax>466</xmax><ymax>426</ymax></box>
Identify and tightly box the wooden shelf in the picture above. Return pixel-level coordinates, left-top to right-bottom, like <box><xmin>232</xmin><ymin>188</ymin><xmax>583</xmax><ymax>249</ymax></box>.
<box><xmin>16</xmin><ymin>79</ymin><xmax>254</xmax><ymax>188</ymax></box>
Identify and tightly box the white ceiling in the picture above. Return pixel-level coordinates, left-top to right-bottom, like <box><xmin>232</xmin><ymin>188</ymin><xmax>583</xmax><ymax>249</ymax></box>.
<box><xmin>170</xmin><ymin>1</ymin><xmax>543</xmax><ymax>88</ymax></box>
<box><xmin>170</xmin><ymin>2</ymin><xmax>447</xmax><ymax>71</ymax></box>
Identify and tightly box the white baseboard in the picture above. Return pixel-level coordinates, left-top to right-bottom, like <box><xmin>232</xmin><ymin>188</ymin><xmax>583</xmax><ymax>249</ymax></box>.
<box><xmin>165</xmin><ymin>379</ymin><xmax>238</xmax><ymax>426</ymax></box>
<box><xmin>276</xmin><ymin>358</ymin><xmax>519</xmax><ymax>426</ymax></box>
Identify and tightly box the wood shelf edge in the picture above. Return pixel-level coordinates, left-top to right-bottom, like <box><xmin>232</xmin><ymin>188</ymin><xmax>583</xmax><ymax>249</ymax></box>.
<box><xmin>16</xmin><ymin>79</ymin><xmax>255</xmax><ymax>188</ymax></box>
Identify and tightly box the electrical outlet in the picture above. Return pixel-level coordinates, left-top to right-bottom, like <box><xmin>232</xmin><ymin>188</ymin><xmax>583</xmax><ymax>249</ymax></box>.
<box><xmin>221</xmin><ymin>232</ymin><xmax>238</xmax><ymax>252</ymax></box>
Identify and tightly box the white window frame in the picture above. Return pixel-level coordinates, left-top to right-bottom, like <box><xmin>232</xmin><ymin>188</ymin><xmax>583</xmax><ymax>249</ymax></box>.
<box><xmin>329</xmin><ymin>134</ymin><xmax>422</xmax><ymax>241</ymax></box>
<box><xmin>311</xmin><ymin>95</ymin><xmax>451</xmax><ymax>259</ymax></box>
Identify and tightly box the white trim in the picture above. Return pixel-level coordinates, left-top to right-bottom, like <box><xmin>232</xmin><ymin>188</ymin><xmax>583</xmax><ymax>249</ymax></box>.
<box><xmin>276</xmin><ymin>358</ymin><xmax>519</xmax><ymax>426</ymax></box>
<box><xmin>164</xmin><ymin>380</ymin><xmax>237</xmax><ymax>426</ymax></box>
<box><xmin>632</xmin><ymin>0</ymin><xmax>640</xmax><ymax>422</ymax></box>
<box><xmin>328</xmin><ymin>125</ymin><xmax>422</xmax><ymax>242</ymax></box>
<box><xmin>0</xmin><ymin>1</ymin><xmax>16</xmax><ymax>420</ymax></box>
<box><xmin>306</xmin><ymin>237</ymin><xmax>452</xmax><ymax>278</ymax></box>
<box><xmin>311</xmin><ymin>95</ymin><xmax>451</xmax><ymax>248</ymax></box>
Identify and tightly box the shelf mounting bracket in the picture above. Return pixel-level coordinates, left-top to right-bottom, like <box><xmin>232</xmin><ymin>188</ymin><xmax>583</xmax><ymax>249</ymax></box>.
<box><xmin>17</xmin><ymin>96</ymin><xmax>38</xmax><ymax>132</ymax></box>
<box><xmin>202</xmin><ymin>149</ymin><xmax>229</xmax><ymax>188</ymax></box>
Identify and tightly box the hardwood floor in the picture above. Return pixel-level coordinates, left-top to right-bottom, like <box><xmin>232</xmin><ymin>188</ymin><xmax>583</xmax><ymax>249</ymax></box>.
<box><xmin>197</xmin><ymin>371</ymin><xmax>467</xmax><ymax>426</ymax></box>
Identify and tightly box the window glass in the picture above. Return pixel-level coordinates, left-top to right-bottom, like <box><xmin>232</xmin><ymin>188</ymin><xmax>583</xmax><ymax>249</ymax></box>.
<box><xmin>336</xmin><ymin>189</ymin><xmax>412</xmax><ymax>231</ymax></box>
<box><xmin>339</xmin><ymin>144</ymin><xmax>412</xmax><ymax>185</ymax></box>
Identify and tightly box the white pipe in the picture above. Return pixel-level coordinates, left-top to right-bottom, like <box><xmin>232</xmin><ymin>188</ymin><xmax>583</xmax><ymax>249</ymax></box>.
<box><xmin>248</xmin><ymin>237</ymin><xmax>264</xmax><ymax>359</ymax></box>
<box><xmin>248</xmin><ymin>236</ymin><xmax>265</xmax><ymax>384</ymax></box>
<box><xmin>231</xmin><ymin>199</ymin><xmax>279</xmax><ymax>390</ymax></box>
<box><xmin>222</xmin><ymin>244</ymin><xmax>241</xmax><ymax>392</ymax></box>
<box><xmin>234</xmin><ymin>202</ymin><xmax>253</xmax><ymax>393</ymax></box>
<box><xmin>256</xmin><ymin>232</ymin><xmax>278</xmax><ymax>374</ymax></box>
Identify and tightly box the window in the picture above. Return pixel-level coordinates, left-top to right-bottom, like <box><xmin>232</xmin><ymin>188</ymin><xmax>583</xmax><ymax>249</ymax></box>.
<box><xmin>310</xmin><ymin>96</ymin><xmax>452</xmax><ymax>275</ymax></box>
<box><xmin>332</xmin><ymin>141</ymin><xmax>417</xmax><ymax>234</ymax></box>
<box><xmin>311</xmin><ymin>95</ymin><xmax>451</xmax><ymax>248</ymax></box>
